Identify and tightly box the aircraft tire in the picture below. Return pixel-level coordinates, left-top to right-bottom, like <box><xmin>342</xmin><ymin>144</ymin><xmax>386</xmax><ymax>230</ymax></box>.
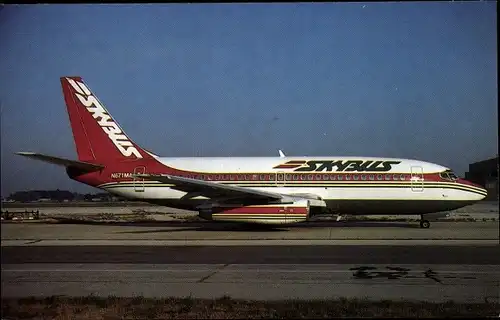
<box><xmin>420</xmin><ymin>220</ymin><xmax>430</xmax><ymax>228</ymax></box>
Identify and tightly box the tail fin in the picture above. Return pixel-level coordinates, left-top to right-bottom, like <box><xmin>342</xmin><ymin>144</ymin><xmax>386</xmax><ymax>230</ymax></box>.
<box><xmin>61</xmin><ymin>77</ymin><xmax>153</xmax><ymax>163</ymax></box>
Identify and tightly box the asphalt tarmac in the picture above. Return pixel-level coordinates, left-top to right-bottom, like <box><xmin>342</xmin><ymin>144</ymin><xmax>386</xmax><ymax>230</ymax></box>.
<box><xmin>1</xmin><ymin>245</ymin><xmax>499</xmax><ymax>264</ymax></box>
<box><xmin>1</xmin><ymin>220</ymin><xmax>499</xmax><ymax>303</ymax></box>
<box><xmin>2</xmin><ymin>221</ymin><xmax>498</xmax><ymax>241</ymax></box>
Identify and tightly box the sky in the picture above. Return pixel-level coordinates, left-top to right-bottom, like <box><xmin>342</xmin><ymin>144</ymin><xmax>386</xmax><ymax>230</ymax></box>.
<box><xmin>0</xmin><ymin>3</ymin><xmax>497</xmax><ymax>197</ymax></box>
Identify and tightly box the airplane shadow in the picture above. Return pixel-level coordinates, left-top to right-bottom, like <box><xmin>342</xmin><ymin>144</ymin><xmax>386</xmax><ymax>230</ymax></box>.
<box><xmin>116</xmin><ymin>221</ymin><xmax>420</xmax><ymax>233</ymax></box>
<box><xmin>48</xmin><ymin>219</ymin><xmax>289</xmax><ymax>231</ymax></box>
<box><xmin>302</xmin><ymin>220</ymin><xmax>421</xmax><ymax>229</ymax></box>
<box><xmin>119</xmin><ymin>224</ymin><xmax>291</xmax><ymax>233</ymax></box>
<box><xmin>47</xmin><ymin>218</ymin><xmax>421</xmax><ymax>231</ymax></box>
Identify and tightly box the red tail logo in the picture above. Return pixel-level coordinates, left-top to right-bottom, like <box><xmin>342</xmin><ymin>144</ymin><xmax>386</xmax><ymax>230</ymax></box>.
<box><xmin>61</xmin><ymin>77</ymin><xmax>147</xmax><ymax>163</ymax></box>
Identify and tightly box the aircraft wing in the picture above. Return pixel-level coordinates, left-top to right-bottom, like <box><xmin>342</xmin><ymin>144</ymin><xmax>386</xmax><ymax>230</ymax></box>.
<box><xmin>16</xmin><ymin>152</ymin><xmax>104</xmax><ymax>172</ymax></box>
<box><xmin>135</xmin><ymin>173</ymin><xmax>285</xmax><ymax>203</ymax></box>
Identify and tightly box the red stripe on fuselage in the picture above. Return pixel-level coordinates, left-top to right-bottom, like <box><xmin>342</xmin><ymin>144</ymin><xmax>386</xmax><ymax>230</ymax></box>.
<box><xmin>456</xmin><ymin>178</ymin><xmax>486</xmax><ymax>189</ymax></box>
<box><xmin>215</xmin><ymin>206</ymin><xmax>309</xmax><ymax>215</ymax></box>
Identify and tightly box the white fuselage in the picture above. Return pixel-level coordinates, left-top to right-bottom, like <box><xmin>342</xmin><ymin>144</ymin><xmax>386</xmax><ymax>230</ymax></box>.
<box><xmin>97</xmin><ymin>156</ymin><xmax>487</xmax><ymax>216</ymax></box>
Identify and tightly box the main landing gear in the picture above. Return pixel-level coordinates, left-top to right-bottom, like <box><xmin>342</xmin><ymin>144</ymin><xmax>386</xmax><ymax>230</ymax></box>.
<box><xmin>419</xmin><ymin>215</ymin><xmax>430</xmax><ymax>228</ymax></box>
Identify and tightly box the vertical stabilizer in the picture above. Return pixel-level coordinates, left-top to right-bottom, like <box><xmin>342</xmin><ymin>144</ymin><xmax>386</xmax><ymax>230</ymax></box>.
<box><xmin>60</xmin><ymin>76</ymin><xmax>151</xmax><ymax>163</ymax></box>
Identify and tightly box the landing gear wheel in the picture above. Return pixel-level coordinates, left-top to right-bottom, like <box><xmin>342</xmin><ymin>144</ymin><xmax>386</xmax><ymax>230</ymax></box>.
<box><xmin>420</xmin><ymin>220</ymin><xmax>430</xmax><ymax>229</ymax></box>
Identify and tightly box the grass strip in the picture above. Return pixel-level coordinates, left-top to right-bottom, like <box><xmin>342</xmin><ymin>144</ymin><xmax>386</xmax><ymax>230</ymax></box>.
<box><xmin>2</xmin><ymin>295</ymin><xmax>499</xmax><ymax>319</ymax></box>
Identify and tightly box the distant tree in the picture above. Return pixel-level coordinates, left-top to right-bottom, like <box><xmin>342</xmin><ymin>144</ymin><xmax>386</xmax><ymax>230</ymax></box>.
<box><xmin>7</xmin><ymin>189</ymin><xmax>129</xmax><ymax>203</ymax></box>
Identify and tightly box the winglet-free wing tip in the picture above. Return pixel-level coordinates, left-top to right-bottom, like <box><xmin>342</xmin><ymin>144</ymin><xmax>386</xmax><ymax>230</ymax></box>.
<box><xmin>16</xmin><ymin>151</ymin><xmax>36</xmax><ymax>156</ymax></box>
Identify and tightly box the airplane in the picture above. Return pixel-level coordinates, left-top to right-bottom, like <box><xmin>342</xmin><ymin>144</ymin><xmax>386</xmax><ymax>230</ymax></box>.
<box><xmin>16</xmin><ymin>77</ymin><xmax>488</xmax><ymax>228</ymax></box>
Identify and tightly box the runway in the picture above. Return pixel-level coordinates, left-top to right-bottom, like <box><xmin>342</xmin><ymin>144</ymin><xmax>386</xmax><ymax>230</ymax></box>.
<box><xmin>2</xmin><ymin>263</ymin><xmax>499</xmax><ymax>303</ymax></box>
<box><xmin>1</xmin><ymin>220</ymin><xmax>499</xmax><ymax>303</ymax></box>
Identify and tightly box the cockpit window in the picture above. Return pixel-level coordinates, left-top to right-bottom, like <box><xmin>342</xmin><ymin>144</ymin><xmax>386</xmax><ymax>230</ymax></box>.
<box><xmin>440</xmin><ymin>170</ymin><xmax>458</xmax><ymax>181</ymax></box>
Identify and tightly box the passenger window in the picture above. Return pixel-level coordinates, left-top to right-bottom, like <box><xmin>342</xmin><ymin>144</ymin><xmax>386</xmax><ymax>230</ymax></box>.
<box><xmin>385</xmin><ymin>174</ymin><xmax>391</xmax><ymax>181</ymax></box>
<box><xmin>323</xmin><ymin>174</ymin><xmax>329</xmax><ymax>180</ymax></box>
<box><xmin>369</xmin><ymin>174</ymin><xmax>375</xmax><ymax>180</ymax></box>
<box><xmin>361</xmin><ymin>175</ymin><xmax>367</xmax><ymax>180</ymax></box>
<box><xmin>308</xmin><ymin>174</ymin><xmax>313</xmax><ymax>181</ymax></box>
<box><xmin>346</xmin><ymin>175</ymin><xmax>351</xmax><ymax>180</ymax></box>
<box><xmin>353</xmin><ymin>175</ymin><xmax>359</xmax><ymax>180</ymax></box>
<box><xmin>377</xmin><ymin>174</ymin><xmax>383</xmax><ymax>181</ymax></box>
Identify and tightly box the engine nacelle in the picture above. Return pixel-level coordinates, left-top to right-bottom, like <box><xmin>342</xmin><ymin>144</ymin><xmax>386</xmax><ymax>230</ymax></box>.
<box><xmin>198</xmin><ymin>199</ymin><xmax>310</xmax><ymax>225</ymax></box>
<box><xmin>422</xmin><ymin>212</ymin><xmax>451</xmax><ymax>221</ymax></box>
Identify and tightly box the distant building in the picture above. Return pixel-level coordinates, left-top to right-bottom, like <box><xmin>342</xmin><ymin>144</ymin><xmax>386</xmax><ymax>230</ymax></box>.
<box><xmin>465</xmin><ymin>156</ymin><xmax>498</xmax><ymax>201</ymax></box>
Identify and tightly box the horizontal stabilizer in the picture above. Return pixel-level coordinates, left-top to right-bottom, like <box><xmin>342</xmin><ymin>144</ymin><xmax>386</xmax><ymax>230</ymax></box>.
<box><xmin>16</xmin><ymin>152</ymin><xmax>104</xmax><ymax>172</ymax></box>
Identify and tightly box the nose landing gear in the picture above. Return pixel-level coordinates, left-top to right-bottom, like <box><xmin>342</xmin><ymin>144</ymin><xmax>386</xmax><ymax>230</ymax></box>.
<box><xmin>420</xmin><ymin>215</ymin><xmax>430</xmax><ymax>228</ymax></box>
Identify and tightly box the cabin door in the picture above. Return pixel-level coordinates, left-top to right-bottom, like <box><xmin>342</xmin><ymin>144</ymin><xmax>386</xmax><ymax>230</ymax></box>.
<box><xmin>410</xmin><ymin>166</ymin><xmax>424</xmax><ymax>192</ymax></box>
<box><xmin>133</xmin><ymin>166</ymin><xmax>146</xmax><ymax>192</ymax></box>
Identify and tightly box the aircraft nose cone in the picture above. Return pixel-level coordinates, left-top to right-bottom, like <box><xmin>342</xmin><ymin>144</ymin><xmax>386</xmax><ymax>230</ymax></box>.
<box><xmin>458</xmin><ymin>178</ymin><xmax>488</xmax><ymax>200</ymax></box>
<box><xmin>470</xmin><ymin>182</ymin><xmax>488</xmax><ymax>196</ymax></box>
<box><xmin>477</xmin><ymin>189</ymin><xmax>488</xmax><ymax>200</ymax></box>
